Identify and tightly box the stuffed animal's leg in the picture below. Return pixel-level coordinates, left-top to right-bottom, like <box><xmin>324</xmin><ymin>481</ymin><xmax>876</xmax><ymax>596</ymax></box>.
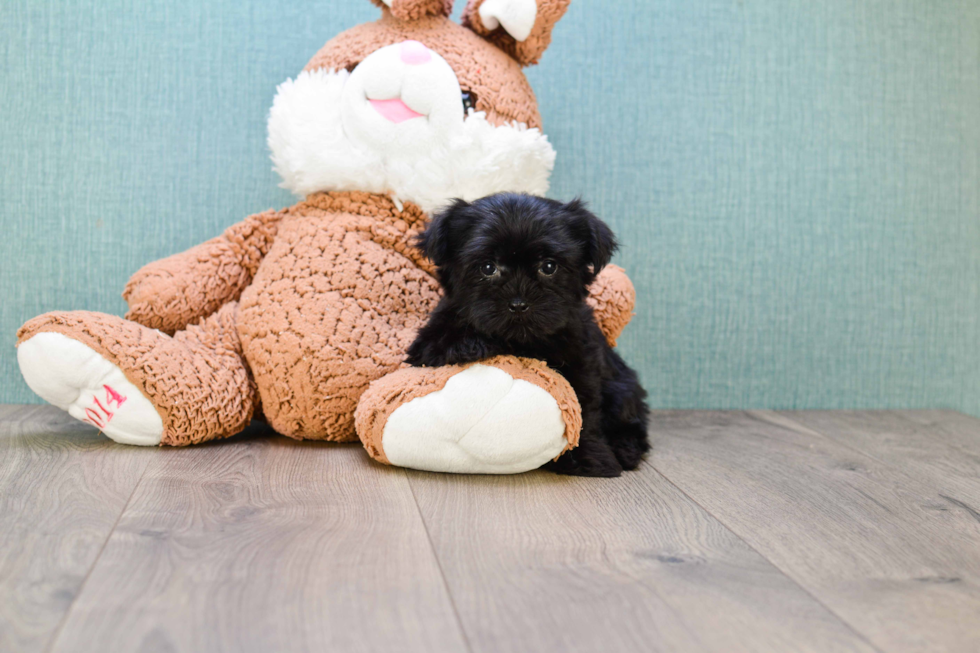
<box><xmin>17</xmin><ymin>302</ymin><xmax>257</xmax><ymax>446</ymax></box>
<box><xmin>355</xmin><ymin>356</ymin><xmax>582</xmax><ymax>474</ymax></box>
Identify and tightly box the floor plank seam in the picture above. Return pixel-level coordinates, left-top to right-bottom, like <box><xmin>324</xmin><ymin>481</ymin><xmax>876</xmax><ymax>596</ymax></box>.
<box><xmin>646</xmin><ymin>462</ymin><xmax>887</xmax><ymax>653</ymax></box>
<box><xmin>892</xmin><ymin>409</ymin><xmax>980</xmax><ymax>458</ymax></box>
<box><xmin>939</xmin><ymin>494</ymin><xmax>980</xmax><ymax>525</ymax></box>
<box><xmin>42</xmin><ymin>452</ymin><xmax>151</xmax><ymax>653</ymax></box>
<box><xmin>404</xmin><ymin>471</ymin><xmax>475</xmax><ymax>653</ymax></box>
<box><xmin>772</xmin><ymin>410</ymin><xmax>980</xmax><ymax>520</ymax></box>
<box><xmin>753</xmin><ymin>411</ymin><xmax>906</xmax><ymax>471</ymax></box>
<box><xmin>764</xmin><ymin>411</ymin><xmax>902</xmax><ymax>472</ymax></box>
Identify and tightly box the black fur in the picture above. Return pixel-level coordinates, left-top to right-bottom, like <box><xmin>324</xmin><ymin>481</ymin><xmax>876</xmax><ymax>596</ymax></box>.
<box><xmin>407</xmin><ymin>193</ymin><xmax>650</xmax><ymax>477</ymax></box>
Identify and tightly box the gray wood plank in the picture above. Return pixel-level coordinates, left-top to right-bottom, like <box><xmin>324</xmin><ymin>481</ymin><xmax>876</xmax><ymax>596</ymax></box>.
<box><xmin>650</xmin><ymin>410</ymin><xmax>980</xmax><ymax>653</ymax></box>
<box><xmin>0</xmin><ymin>405</ymin><xmax>154</xmax><ymax>653</ymax></box>
<box><xmin>48</xmin><ymin>429</ymin><xmax>470</xmax><ymax>653</ymax></box>
<box><xmin>785</xmin><ymin>410</ymin><xmax>980</xmax><ymax>507</ymax></box>
<box><xmin>0</xmin><ymin>404</ymin><xmax>27</xmax><ymax>421</ymax></box>
<box><xmin>407</xmin><ymin>466</ymin><xmax>878</xmax><ymax>653</ymax></box>
<box><xmin>897</xmin><ymin>410</ymin><xmax>980</xmax><ymax>449</ymax></box>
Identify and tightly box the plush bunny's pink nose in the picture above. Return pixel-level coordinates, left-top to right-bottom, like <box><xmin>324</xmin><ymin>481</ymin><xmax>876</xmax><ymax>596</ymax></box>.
<box><xmin>399</xmin><ymin>40</ymin><xmax>431</xmax><ymax>65</ymax></box>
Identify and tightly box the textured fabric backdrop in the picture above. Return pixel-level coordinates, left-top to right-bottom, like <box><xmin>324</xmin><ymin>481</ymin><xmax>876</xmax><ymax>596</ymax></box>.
<box><xmin>2</xmin><ymin>0</ymin><xmax>979</xmax><ymax>413</ymax></box>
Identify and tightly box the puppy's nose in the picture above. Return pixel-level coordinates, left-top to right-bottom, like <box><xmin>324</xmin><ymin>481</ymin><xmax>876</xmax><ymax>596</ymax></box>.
<box><xmin>509</xmin><ymin>298</ymin><xmax>529</xmax><ymax>313</ymax></box>
<box><xmin>399</xmin><ymin>40</ymin><xmax>432</xmax><ymax>65</ymax></box>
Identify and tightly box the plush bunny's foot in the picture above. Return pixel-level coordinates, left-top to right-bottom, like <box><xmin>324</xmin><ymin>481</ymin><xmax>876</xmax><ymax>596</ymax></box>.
<box><xmin>18</xmin><ymin>332</ymin><xmax>163</xmax><ymax>445</ymax></box>
<box><xmin>17</xmin><ymin>307</ymin><xmax>257</xmax><ymax>447</ymax></box>
<box><xmin>355</xmin><ymin>356</ymin><xmax>582</xmax><ymax>474</ymax></box>
<box><xmin>382</xmin><ymin>365</ymin><xmax>566</xmax><ymax>472</ymax></box>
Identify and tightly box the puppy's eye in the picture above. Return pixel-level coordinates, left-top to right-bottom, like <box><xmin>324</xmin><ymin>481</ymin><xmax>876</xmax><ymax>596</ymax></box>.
<box><xmin>539</xmin><ymin>260</ymin><xmax>558</xmax><ymax>276</ymax></box>
<box><xmin>481</xmin><ymin>262</ymin><xmax>498</xmax><ymax>277</ymax></box>
<box><xmin>461</xmin><ymin>91</ymin><xmax>477</xmax><ymax>114</ymax></box>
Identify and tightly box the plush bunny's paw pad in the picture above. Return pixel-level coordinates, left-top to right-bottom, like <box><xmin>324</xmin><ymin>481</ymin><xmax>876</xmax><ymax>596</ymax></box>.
<box><xmin>18</xmin><ymin>332</ymin><xmax>163</xmax><ymax>446</ymax></box>
<box><xmin>380</xmin><ymin>364</ymin><xmax>567</xmax><ymax>474</ymax></box>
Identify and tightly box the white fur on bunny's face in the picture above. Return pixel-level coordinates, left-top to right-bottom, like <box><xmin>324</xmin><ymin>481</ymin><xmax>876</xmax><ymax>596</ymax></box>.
<box><xmin>267</xmin><ymin>42</ymin><xmax>555</xmax><ymax>214</ymax></box>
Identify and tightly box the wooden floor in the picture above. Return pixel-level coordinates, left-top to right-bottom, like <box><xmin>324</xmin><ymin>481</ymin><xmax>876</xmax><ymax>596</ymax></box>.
<box><xmin>1</xmin><ymin>406</ymin><xmax>979</xmax><ymax>652</ymax></box>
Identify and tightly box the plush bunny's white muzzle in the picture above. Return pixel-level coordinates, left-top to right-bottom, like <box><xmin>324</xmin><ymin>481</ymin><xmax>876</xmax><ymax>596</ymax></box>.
<box><xmin>341</xmin><ymin>41</ymin><xmax>464</xmax><ymax>152</ymax></box>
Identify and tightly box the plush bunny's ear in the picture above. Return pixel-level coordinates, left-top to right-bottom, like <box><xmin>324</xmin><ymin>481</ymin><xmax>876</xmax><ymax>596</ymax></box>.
<box><xmin>462</xmin><ymin>0</ymin><xmax>571</xmax><ymax>66</ymax></box>
<box><xmin>370</xmin><ymin>0</ymin><xmax>454</xmax><ymax>20</ymax></box>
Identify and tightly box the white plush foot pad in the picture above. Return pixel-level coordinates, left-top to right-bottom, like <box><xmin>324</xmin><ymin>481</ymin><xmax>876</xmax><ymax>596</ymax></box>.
<box><xmin>18</xmin><ymin>332</ymin><xmax>163</xmax><ymax>446</ymax></box>
<box><xmin>381</xmin><ymin>364</ymin><xmax>567</xmax><ymax>474</ymax></box>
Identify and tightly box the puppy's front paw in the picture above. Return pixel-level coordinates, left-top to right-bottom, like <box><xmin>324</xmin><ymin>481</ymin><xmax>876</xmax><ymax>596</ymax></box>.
<box><xmin>544</xmin><ymin>438</ymin><xmax>624</xmax><ymax>477</ymax></box>
<box><xmin>356</xmin><ymin>356</ymin><xmax>582</xmax><ymax>474</ymax></box>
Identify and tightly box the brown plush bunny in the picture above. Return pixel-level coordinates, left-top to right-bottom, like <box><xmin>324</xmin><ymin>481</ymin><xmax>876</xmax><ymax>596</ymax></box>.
<box><xmin>16</xmin><ymin>0</ymin><xmax>636</xmax><ymax>473</ymax></box>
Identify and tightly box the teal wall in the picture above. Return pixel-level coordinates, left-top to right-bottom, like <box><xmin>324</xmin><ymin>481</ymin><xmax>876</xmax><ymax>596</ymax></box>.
<box><xmin>2</xmin><ymin>1</ymin><xmax>979</xmax><ymax>413</ymax></box>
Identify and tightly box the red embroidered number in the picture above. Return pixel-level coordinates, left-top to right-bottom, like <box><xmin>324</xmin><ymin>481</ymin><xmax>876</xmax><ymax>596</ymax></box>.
<box><xmin>81</xmin><ymin>385</ymin><xmax>128</xmax><ymax>429</ymax></box>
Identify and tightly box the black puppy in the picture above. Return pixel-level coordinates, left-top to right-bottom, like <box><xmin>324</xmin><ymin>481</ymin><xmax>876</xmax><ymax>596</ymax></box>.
<box><xmin>406</xmin><ymin>193</ymin><xmax>649</xmax><ymax>477</ymax></box>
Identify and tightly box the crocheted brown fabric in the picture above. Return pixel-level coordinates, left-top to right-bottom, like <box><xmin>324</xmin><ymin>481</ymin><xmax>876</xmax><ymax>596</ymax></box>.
<box><xmin>586</xmin><ymin>265</ymin><xmax>636</xmax><ymax>348</ymax></box>
<box><xmin>355</xmin><ymin>355</ymin><xmax>583</xmax><ymax>465</ymax></box>
<box><xmin>237</xmin><ymin>192</ymin><xmax>442</xmax><ymax>442</ymax></box>
<box><xmin>369</xmin><ymin>0</ymin><xmax>454</xmax><ymax>20</ymax></box>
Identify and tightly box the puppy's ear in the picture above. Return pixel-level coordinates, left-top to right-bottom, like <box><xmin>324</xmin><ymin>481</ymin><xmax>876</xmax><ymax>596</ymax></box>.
<box><xmin>565</xmin><ymin>198</ymin><xmax>617</xmax><ymax>279</ymax></box>
<box><xmin>417</xmin><ymin>199</ymin><xmax>472</xmax><ymax>267</ymax></box>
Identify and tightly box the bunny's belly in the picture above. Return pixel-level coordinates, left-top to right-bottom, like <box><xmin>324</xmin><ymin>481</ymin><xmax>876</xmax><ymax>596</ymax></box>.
<box><xmin>238</xmin><ymin>209</ymin><xmax>441</xmax><ymax>441</ymax></box>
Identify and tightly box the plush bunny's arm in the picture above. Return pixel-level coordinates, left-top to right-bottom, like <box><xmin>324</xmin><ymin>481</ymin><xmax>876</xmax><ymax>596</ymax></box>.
<box><xmin>587</xmin><ymin>265</ymin><xmax>636</xmax><ymax>347</ymax></box>
<box><xmin>123</xmin><ymin>208</ymin><xmax>284</xmax><ymax>334</ymax></box>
